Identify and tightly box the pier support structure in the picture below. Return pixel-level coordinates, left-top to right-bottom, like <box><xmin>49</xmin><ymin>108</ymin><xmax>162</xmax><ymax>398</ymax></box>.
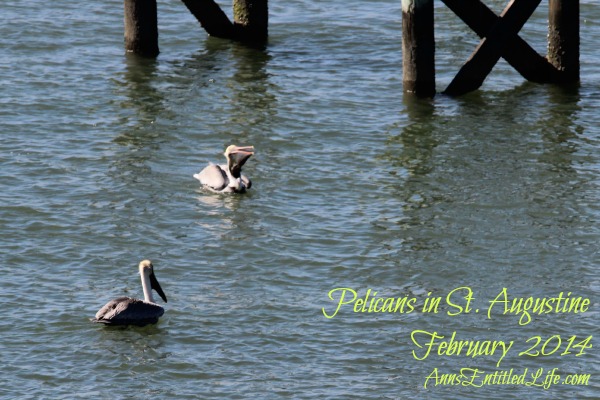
<box><xmin>181</xmin><ymin>0</ymin><xmax>268</xmax><ymax>45</ymax></box>
<box><xmin>548</xmin><ymin>0</ymin><xmax>580</xmax><ymax>82</ymax></box>
<box><xmin>401</xmin><ymin>0</ymin><xmax>580</xmax><ymax>96</ymax></box>
<box><xmin>234</xmin><ymin>0</ymin><xmax>269</xmax><ymax>43</ymax></box>
<box><xmin>401</xmin><ymin>0</ymin><xmax>436</xmax><ymax>97</ymax></box>
<box><xmin>123</xmin><ymin>0</ymin><xmax>269</xmax><ymax>57</ymax></box>
<box><xmin>124</xmin><ymin>0</ymin><xmax>159</xmax><ymax>57</ymax></box>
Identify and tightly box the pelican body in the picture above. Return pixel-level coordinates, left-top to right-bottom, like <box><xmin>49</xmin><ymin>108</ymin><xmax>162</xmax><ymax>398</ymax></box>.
<box><xmin>92</xmin><ymin>260</ymin><xmax>167</xmax><ymax>326</ymax></box>
<box><xmin>194</xmin><ymin>145</ymin><xmax>254</xmax><ymax>193</ymax></box>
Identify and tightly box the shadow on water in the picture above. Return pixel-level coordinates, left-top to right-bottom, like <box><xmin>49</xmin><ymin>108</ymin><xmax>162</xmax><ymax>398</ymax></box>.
<box><xmin>95</xmin><ymin>323</ymin><xmax>169</xmax><ymax>363</ymax></box>
<box><xmin>165</xmin><ymin>37</ymin><xmax>276</xmax><ymax>152</ymax></box>
<box><xmin>379</xmin><ymin>84</ymin><xmax>589</xmax><ymax>283</ymax></box>
<box><xmin>113</xmin><ymin>54</ymin><xmax>164</xmax><ymax>149</ymax></box>
<box><xmin>220</xmin><ymin>40</ymin><xmax>276</xmax><ymax>143</ymax></box>
<box><xmin>109</xmin><ymin>53</ymin><xmax>181</xmax><ymax>190</ymax></box>
<box><xmin>541</xmin><ymin>83</ymin><xmax>583</xmax><ymax>145</ymax></box>
<box><xmin>377</xmin><ymin>96</ymin><xmax>442</xmax><ymax>255</ymax></box>
<box><xmin>194</xmin><ymin>190</ymin><xmax>248</xmax><ymax>234</ymax></box>
<box><xmin>173</xmin><ymin>38</ymin><xmax>276</xmax><ymax>139</ymax></box>
<box><xmin>385</xmin><ymin>95</ymin><xmax>437</xmax><ymax>177</ymax></box>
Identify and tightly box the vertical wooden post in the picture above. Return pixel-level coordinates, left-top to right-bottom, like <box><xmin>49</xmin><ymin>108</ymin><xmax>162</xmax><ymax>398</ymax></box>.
<box><xmin>233</xmin><ymin>0</ymin><xmax>269</xmax><ymax>43</ymax></box>
<box><xmin>124</xmin><ymin>0</ymin><xmax>159</xmax><ymax>57</ymax></box>
<box><xmin>548</xmin><ymin>0</ymin><xmax>579</xmax><ymax>82</ymax></box>
<box><xmin>402</xmin><ymin>0</ymin><xmax>435</xmax><ymax>97</ymax></box>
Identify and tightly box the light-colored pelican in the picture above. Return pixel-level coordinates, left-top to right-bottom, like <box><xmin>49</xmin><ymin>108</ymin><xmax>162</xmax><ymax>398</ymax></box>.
<box><xmin>193</xmin><ymin>145</ymin><xmax>254</xmax><ymax>193</ymax></box>
<box><xmin>92</xmin><ymin>260</ymin><xmax>167</xmax><ymax>326</ymax></box>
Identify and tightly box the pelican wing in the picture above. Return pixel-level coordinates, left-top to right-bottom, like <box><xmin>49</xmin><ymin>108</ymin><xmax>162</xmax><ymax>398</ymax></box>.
<box><xmin>93</xmin><ymin>297</ymin><xmax>164</xmax><ymax>326</ymax></box>
<box><xmin>193</xmin><ymin>164</ymin><xmax>228</xmax><ymax>191</ymax></box>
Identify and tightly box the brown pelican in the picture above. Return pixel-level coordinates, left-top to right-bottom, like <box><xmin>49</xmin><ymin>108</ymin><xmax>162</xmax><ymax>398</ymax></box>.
<box><xmin>193</xmin><ymin>145</ymin><xmax>254</xmax><ymax>193</ymax></box>
<box><xmin>92</xmin><ymin>260</ymin><xmax>167</xmax><ymax>326</ymax></box>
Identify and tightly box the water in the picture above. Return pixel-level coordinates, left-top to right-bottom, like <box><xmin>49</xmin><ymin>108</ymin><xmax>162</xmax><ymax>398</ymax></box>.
<box><xmin>1</xmin><ymin>0</ymin><xmax>599</xmax><ymax>398</ymax></box>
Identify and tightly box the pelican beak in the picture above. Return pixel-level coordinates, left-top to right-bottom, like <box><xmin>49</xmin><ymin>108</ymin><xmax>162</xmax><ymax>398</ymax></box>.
<box><xmin>228</xmin><ymin>145</ymin><xmax>254</xmax><ymax>178</ymax></box>
<box><xmin>150</xmin><ymin>272</ymin><xmax>168</xmax><ymax>303</ymax></box>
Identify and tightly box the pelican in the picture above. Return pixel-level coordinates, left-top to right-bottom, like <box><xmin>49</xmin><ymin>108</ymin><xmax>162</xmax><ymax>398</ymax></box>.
<box><xmin>193</xmin><ymin>145</ymin><xmax>254</xmax><ymax>193</ymax></box>
<box><xmin>92</xmin><ymin>260</ymin><xmax>167</xmax><ymax>326</ymax></box>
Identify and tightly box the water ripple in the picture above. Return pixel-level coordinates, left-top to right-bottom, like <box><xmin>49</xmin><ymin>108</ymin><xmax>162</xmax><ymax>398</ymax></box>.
<box><xmin>1</xmin><ymin>0</ymin><xmax>599</xmax><ymax>398</ymax></box>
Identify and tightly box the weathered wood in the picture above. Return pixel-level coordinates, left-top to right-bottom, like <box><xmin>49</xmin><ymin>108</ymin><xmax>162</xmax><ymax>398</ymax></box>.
<box><xmin>444</xmin><ymin>0</ymin><xmax>542</xmax><ymax>96</ymax></box>
<box><xmin>124</xmin><ymin>0</ymin><xmax>159</xmax><ymax>57</ymax></box>
<box><xmin>234</xmin><ymin>0</ymin><xmax>269</xmax><ymax>43</ymax></box>
<box><xmin>548</xmin><ymin>0</ymin><xmax>580</xmax><ymax>82</ymax></box>
<box><xmin>180</xmin><ymin>0</ymin><xmax>268</xmax><ymax>44</ymax></box>
<box><xmin>180</xmin><ymin>0</ymin><xmax>235</xmax><ymax>39</ymax></box>
<box><xmin>402</xmin><ymin>0</ymin><xmax>435</xmax><ymax>97</ymax></box>
<box><xmin>441</xmin><ymin>0</ymin><xmax>561</xmax><ymax>84</ymax></box>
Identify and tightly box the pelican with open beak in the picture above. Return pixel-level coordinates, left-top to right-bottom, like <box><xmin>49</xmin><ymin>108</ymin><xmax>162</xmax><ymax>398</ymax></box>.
<box><xmin>193</xmin><ymin>145</ymin><xmax>254</xmax><ymax>193</ymax></box>
<box><xmin>92</xmin><ymin>260</ymin><xmax>167</xmax><ymax>326</ymax></box>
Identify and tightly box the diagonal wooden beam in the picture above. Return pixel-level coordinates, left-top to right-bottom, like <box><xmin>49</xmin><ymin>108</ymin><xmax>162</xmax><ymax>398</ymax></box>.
<box><xmin>441</xmin><ymin>0</ymin><xmax>561</xmax><ymax>85</ymax></box>
<box><xmin>180</xmin><ymin>0</ymin><xmax>235</xmax><ymax>39</ymax></box>
<box><xmin>444</xmin><ymin>0</ymin><xmax>542</xmax><ymax>96</ymax></box>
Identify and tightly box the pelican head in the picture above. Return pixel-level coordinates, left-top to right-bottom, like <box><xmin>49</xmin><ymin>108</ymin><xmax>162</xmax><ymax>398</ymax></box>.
<box><xmin>139</xmin><ymin>260</ymin><xmax>167</xmax><ymax>304</ymax></box>
<box><xmin>224</xmin><ymin>145</ymin><xmax>254</xmax><ymax>179</ymax></box>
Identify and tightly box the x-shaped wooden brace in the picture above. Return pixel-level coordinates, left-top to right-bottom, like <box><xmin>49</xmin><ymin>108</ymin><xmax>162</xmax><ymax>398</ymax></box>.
<box><xmin>442</xmin><ymin>0</ymin><xmax>561</xmax><ymax>96</ymax></box>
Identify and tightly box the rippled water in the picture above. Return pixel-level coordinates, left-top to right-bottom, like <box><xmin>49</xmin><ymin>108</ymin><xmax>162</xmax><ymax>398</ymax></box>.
<box><xmin>1</xmin><ymin>1</ymin><xmax>599</xmax><ymax>398</ymax></box>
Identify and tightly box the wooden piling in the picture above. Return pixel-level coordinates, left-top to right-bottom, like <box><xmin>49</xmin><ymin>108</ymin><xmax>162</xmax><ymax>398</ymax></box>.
<box><xmin>124</xmin><ymin>0</ymin><xmax>159</xmax><ymax>57</ymax></box>
<box><xmin>233</xmin><ymin>0</ymin><xmax>269</xmax><ymax>44</ymax></box>
<box><xmin>402</xmin><ymin>0</ymin><xmax>435</xmax><ymax>97</ymax></box>
<box><xmin>548</xmin><ymin>0</ymin><xmax>580</xmax><ymax>82</ymax></box>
